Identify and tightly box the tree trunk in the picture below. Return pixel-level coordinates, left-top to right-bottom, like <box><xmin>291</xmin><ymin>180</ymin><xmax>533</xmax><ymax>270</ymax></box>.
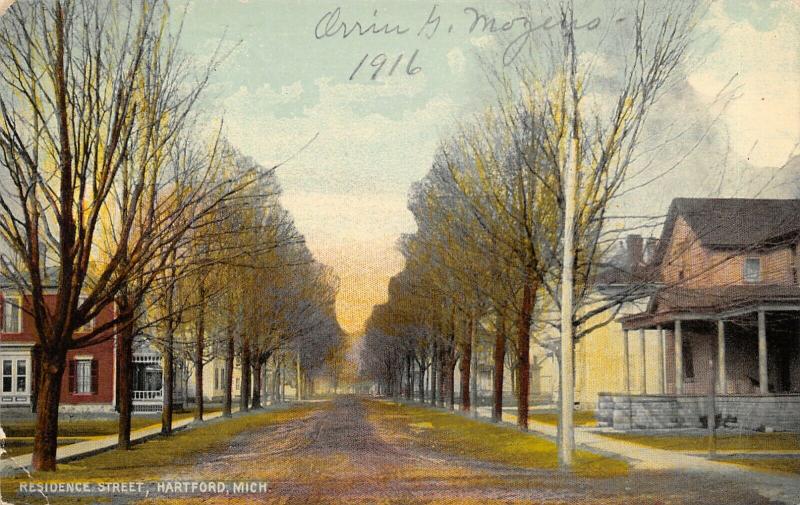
<box><xmin>437</xmin><ymin>348</ymin><xmax>445</xmax><ymax>407</ymax></box>
<box><xmin>460</xmin><ymin>318</ymin><xmax>473</xmax><ymax>412</ymax></box>
<box><xmin>447</xmin><ymin>358</ymin><xmax>456</xmax><ymax>410</ymax></box>
<box><xmin>272</xmin><ymin>365</ymin><xmax>281</xmax><ymax>404</ymax></box>
<box><xmin>117</xmin><ymin>325</ymin><xmax>134</xmax><ymax>449</ymax></box>
<box><xmin>295</xmin><ymin>351</ymin><xmax>302</xmax><ymax>400</ymax></box>
<box><xmin>470</xmin><ymin>316</ymin><xmax>478</xmax><ymax>415</ymax></box>
<box><xmin>430</xmin><ymin>344</ymin><xmax>438</xmax><ymax>405</ymax></box>
<box><xmin>161</xmin><ymin>328</ymin><xmax>174</xmax><ymax>435</ymax></box>
<box><xmin>405</xmin><ymin>355</ymin><xmax>413</xmax><ymax>400</ymax></box>
<box><xmin>240</xmin><ymin>336</ymin><xmax>251</xmax><ymax>412</ymax></box>
<box><xmin>280</xmin><ymin>363</ymin><xmax>285</xmax><ymax>402</ymax></box>
<box><xmin>194</xmin><ymin>284</ymin><xmax>206</xmax><ymax>422</ymax></box>
<box><xmin>31</xmin><ymin>352</ymin><xmax>66</xmax><ymax>471</ymax></box>
<box><xmin>252</xmin><ymin>358</ymin><xmax>263</xmax><ymax>409</ymax></box>
<box><xmin>223</xmin><ymin>329</ymin><xmax>235</xmax><ymax>417</ymax></box>
<box><xmin>517</xmin><ymin>277</ymin><xmax>534</xmax><ymax>431</ymax></box>
<box><xmin>418</xmin><ymin>362</ymin><xmax>425</xmax><ymax>402</ymax></box>
<box><xmin>492</xmin><ymin>314</ymin><xmax>506</xmax><ymax>423</ymax></box>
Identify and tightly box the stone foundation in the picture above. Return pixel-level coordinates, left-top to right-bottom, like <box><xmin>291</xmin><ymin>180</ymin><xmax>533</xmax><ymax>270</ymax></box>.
<box><xmin>597</xmin><ymin>393</ymin><xmax>800</xmax><ymax>431</ymax></box>
<box><xmin>58</xmin><ymin>403</ymin><xmax>116</xmax><ymax>414</ymax></box>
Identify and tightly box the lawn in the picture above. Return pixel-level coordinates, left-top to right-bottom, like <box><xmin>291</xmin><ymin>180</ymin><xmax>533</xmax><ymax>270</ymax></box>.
<box><xmin>1</xmin><ymin>409</ymin><xmax>222</xmax><ymax>438</ymax></box>
<box><xmin>529</xmin><ymin>410</ymin><xmax>597</xmax><ymax>427</ymax></box>
<box><xmin>600</xmin><ymin>431</ymin><xmax>800</xmax><ymax>451</ymax></box>
<box><xmin>1</xmin><ymin>402</ymin><xmax>321</xmax><ymax>499</ymax></box>
<box><xmin>367</xmin><ymin>400</ymin><xmax>628</xmax><ymax>478</ymax></box>
<box><xmin>726</xmin><ymin>456</ymin><xmax>800</xmax><ymax>475</ymax></box>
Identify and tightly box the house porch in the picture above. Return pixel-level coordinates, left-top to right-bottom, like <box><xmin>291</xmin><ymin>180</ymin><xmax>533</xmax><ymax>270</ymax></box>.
<box><xmin>601</xmin><ymin>306</ymin><xmax>800</xmax><ymax>431</ymax></box>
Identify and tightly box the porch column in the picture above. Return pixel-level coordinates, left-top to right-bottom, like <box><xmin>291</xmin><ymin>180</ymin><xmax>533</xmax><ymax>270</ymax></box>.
<box><xmin>657</xmin><ymin>325</ymin><xmax>665</xmax><ymax>394</ymax></box>
<box><xmin>717</xmin><ymin>320</ymin><xmax>727</xmax><ymax>394</ymax></box>
<box><xmin>638</xmin><ymin>328</ymin><xmax>647</xmax><ymax>394</ymax></box>
<box><xmin>674</xmin><ymin>320</ymin><xmax>684</xmax><ymax>395</ymax></box>
<box><xmin>758</xmin><ymin>310</ymin><xmax>768</xmax><ymax>394</ymax></box>
<box><xmin>622</xmin><ymin>329</ymin><xmax>630</xmax><ymax>394</ymax></box>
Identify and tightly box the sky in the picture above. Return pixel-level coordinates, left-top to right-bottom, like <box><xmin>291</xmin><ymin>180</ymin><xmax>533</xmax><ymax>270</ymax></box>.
<box><xmin>171</xmin><ymin>0</ymin><xmax>800</xmax><ymax>335</ymax></box>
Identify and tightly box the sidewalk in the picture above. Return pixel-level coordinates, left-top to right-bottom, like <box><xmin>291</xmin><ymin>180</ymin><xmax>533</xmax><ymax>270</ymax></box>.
<box><xmin>0</xmin><ymin>409</ymin><xmax>236</xmax><ymax>476</ymax></box>
<box><xmin>470</xmin><ymin>405</ymin><xmax>800</xmax><ymax>504</ymax></box>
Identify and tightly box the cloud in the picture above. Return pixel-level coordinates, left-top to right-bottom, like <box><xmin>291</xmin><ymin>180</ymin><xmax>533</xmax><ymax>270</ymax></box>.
<box><xmin>447</xmin><ymin>47</ymin><xmax>466</xmax><ymax>74</ymax></box>
<box><xmin>224</xmin><ymin>81</ymin><xmax>304</xmax><ymax>107</ymax></box>
<box><xmin>687</xmin><ymin>1</ymin><xmax>800</xmax><ymax>167</ymax></box>
<box><xmin>469</xmin><ymin>35</ymin><xmax>496</xmax><ymax>49</ymax></box>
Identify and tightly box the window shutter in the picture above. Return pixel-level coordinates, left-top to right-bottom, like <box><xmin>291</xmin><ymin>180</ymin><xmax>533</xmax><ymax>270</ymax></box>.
<box><xmin>91</xmin><ymin>359</ymin><xmax>99</xmax><ymax>394</ymax></box>
<box><xmin>68</xmin><ymin>360</ymin><xmax>76</xmax><ymax>393</ymax></box>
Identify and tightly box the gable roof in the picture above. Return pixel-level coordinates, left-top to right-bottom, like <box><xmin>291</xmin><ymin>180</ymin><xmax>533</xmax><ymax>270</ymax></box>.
<box><xmin>653</xmin><ymin>198</ymin><xmax>800</xmax><ymax>264</ymax></box>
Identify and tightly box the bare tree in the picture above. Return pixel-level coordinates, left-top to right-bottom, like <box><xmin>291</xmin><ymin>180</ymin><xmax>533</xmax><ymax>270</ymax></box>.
<box><xmin>0</xmin><ymin>0</ymin><xmax>255</xmax><ymax>470</ymax></box>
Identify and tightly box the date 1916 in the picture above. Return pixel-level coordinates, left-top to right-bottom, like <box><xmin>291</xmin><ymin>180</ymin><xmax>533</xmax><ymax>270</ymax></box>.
<box><xmin>349</xmin><ymin>50</ymin><xmax>421</xmax><ymax>80</ymax></box>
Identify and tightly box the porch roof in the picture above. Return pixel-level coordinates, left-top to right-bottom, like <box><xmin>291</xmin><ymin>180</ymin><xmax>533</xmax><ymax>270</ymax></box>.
<box><xmin>619</xmin><ymin>284</ymin><xmax>800</xmax><ymax>329</ymax></box>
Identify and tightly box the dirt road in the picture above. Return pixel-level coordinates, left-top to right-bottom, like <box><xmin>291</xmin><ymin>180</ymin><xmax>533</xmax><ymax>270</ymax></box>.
<box><xmin>140</xmin><ymin>396</ymin><xmax>778</xmax><ymax>504</ymax></box>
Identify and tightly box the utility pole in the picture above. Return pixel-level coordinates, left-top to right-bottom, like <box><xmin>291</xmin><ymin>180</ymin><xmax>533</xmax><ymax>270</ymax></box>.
<box><xmin>708</xmin><ymin>356</ymin><xmax>717</xmax><ymax>457</ymax></box>
<box><xmin>558</xmin><ymin>1</ymin><xmax>580</xmax><ymax>469</ymax></box>
<box><xmin>559</xmin><ymin>31</ymin><xmax>579</xmax><ymax>470</ymax></box>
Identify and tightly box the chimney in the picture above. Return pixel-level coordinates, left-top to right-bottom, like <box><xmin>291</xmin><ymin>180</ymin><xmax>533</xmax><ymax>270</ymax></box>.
<box><xmin>644</xmin><ymin>237</ymin><xmax>659</xmax><ymax>264</ymax></box>
<box><xmin>626</xmin><ymin>234</ymin><xmax>643</xmax><ymax>269</ymax></box>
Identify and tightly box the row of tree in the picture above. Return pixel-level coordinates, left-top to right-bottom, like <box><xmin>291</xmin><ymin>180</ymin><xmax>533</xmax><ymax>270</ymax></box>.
<box><xmin>0</xmin><ymin>0</ymin><xmax>343</xmax><ymax>471</ymax></box>
<box><xmin>360</xmin><ymin>0</ymin><xmax>700</xmax><ymax>468</ymax></box>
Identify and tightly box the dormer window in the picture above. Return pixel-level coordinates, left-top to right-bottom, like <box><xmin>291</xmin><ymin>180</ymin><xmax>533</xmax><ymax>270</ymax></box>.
<box><xmin>744</xmin><ymin>257</ymin><xmax>761</xmax><ymax>283</ymax></box>
<box><xmin>2</xmin><ymin>295</ymin><xmax>22</xmax><ymax>333</ymax></box>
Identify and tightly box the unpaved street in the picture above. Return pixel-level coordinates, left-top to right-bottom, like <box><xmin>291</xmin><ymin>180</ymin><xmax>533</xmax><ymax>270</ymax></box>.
<box><xmin>141</xmin><ymin>396</ymin><xmax>775</xmax><ymax>504</ymax></box>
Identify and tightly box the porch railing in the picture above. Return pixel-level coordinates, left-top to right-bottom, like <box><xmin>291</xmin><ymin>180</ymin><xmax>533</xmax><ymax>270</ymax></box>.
<box><xmin>132</xmin><ymin>389</ymin><xmax>185</xmax><ymax>402</ymax></box>
<box><xmin>133</xmin><ymin>389</ymin><xmax>162</xmax><ymax>401</ymax></box>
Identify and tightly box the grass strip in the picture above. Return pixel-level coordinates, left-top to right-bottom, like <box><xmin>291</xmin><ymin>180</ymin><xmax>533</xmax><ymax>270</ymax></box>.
<box><xmin>367</xmin><ymin>400</ymin><xmax>628</xmax><ymax>478</ymax></box>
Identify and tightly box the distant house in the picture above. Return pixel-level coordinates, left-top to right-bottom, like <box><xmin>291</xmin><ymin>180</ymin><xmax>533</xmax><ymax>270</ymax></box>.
<box><xmin>185</xmin><ymin>353</ymin><xmax>242</xmax><ymax>403</ymax></box>
<box><xmin>602</xmin><ymin>198</ymin><xmax>800</xmax><ymax>431</ymax></box>
<box><xmin>0</xmin><ymin>275</ymin><xmax>117</xmax><ymax>413</ymax></box>
<box><xmin>528</xmin><ymin>234</ymin><xmax>661</xmax><ymax>409</ymax></box>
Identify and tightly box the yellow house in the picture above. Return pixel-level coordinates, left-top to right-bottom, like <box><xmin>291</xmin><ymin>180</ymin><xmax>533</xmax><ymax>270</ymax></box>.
<box><xmin>530</xmin><ymin>235</ymin><xmax>663</xmax><ymax>410</ymax></box>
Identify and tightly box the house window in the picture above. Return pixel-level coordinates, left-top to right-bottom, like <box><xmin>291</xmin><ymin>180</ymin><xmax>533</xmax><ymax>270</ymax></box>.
<box><xmin>2</xmin><ymin>358</ymin><xmax>29</xmax><ymax>393</ymax></box>
<box><xmin>16</xmin><ymin>359</ymin><xmax>26</xmax><ymax>392</ymax></box>
<box><xmin>744</xmin><ymin>257</ymin><xmax>761</xmax><ymax>283</ymax></box>
<box><xmin>76</xmin><ymin>360</ymin><xmax>92</xmax><ymax>393</ymax></box>
<box><xmin>214</xmin><ymin>368</ymin><xmax>219</xmax><ymax>390</ymax></box>
<box><xmin>2</xmin><ymin>360</ymin><xmax>12</xmax><ymax>392</ymax></box>
<box><xmin>70</xmin><ymin>358</ymin><xmax>97</xmax><ymax>394</ymax></box>
<box><xmin>682</xmin><ymin>341</ymin><xmax>695</xmax><ymax>380</ymax></box>
<box><xmin>2</xmin><ymin>296</ymin><xmax>21</xmax><ymax>333</ymax></box>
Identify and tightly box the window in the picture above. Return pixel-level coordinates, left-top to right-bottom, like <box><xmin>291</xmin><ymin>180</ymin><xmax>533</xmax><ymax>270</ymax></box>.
<box><xmin>69</xmin><ymin>359</ymin><xmax>97</xmax><ymax>394</ymax></box>
<box><xmin>682</xmin><ymin>341</ymin><xmax>695</xmax><ymax>380</ymax></box>
<box><xmin>2</xmin><ymin>360</ymin><xmax>11</xmax><ymax>392</ymax></box>
<box><xmin>76</xmin><ymin>360</ymin><xmax>92</xmax><ymax>393</ymax></box>
<box><xmin>16</xmin><ymin>360</ymin><xmax>26</xmax><ymax>392</ymax></box>
<box><xmin>2</xmin><ymin>358</ymin><xmax>29</xmax><ymax>393</ymax></box>
<box><xmin>214</xmin><ymin>368</ymin><xmax>219</xmax><ymax>390</ymax></box>
<box><xmin>744</xmin><ymin>257</ymin><xmax>761</xmax><ymax>283</ymax></box>
<box><xmin>2</xmin><ymin>296</ymin><xmax>21</xmax><ymax>333</ymax></box>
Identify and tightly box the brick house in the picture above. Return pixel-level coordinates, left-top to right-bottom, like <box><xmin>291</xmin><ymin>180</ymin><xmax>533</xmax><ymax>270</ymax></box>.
<box><xmin>0</xmin><ymin>276</ymin><xmax>117</xmax><ymax>413</ymax></box>
<box><xmin>1</xmin><ymin>276</ymin><xmax>238</xmax><ymax>414</ymax></box>
<box><xmin>599</xmin><ymin>198</ymin><xmax>800</xmax><ymax>431</ymax></box>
